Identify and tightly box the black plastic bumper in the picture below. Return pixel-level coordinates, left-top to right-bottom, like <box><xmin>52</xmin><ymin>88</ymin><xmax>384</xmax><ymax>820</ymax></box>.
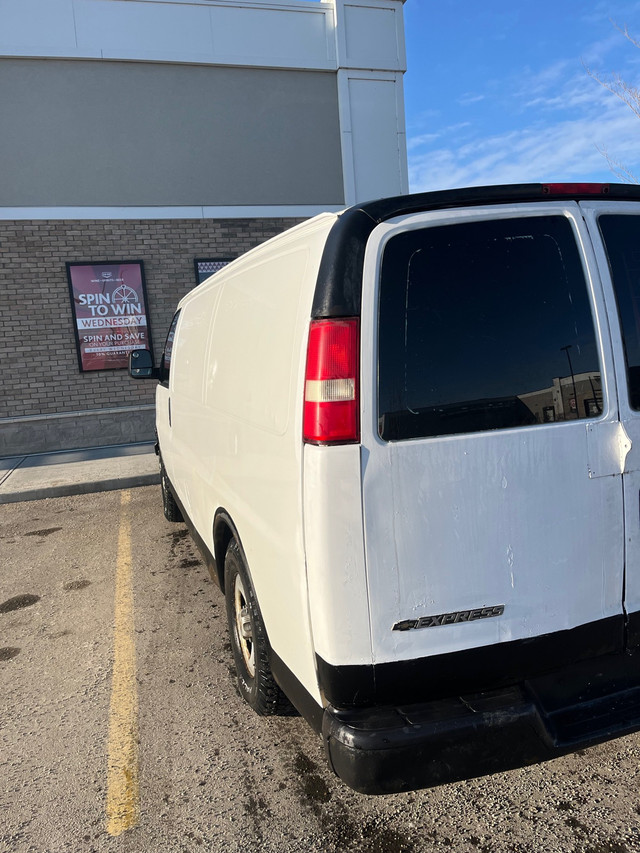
<box><xmin>322</xmin><ymin>651</ymin><xmax>640</xmax><ymax>794</ymax></box>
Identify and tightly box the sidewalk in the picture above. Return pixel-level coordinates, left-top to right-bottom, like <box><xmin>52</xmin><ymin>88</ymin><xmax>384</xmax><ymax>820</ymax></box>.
<box><xmin>0</xmin><ymin>442</ymin><xmax>160</xmax><ymax>505</ymax></box>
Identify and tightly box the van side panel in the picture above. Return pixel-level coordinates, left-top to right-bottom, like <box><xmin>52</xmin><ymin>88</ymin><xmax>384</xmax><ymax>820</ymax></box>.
<box><xmin>302</xmin><ymin>444</ymin><xmax>372</xmax><ymax>667</ymax></box>
<box><xmin>205</xmin><ymin>249</ymin><xmax>307</xmax><ymax>435</ymax></box>
<box><xmin>169</xmin><ymin>285</ymin><xmax>223</xmax><ymax>529</ymax></box>
<box><xmin>167</xmin><ymin>215</ymin><xmax>338</xmax><ymax>706</ymax></box>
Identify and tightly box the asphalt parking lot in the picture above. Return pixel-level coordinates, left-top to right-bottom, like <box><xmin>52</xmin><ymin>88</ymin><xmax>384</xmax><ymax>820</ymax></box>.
<box><xmin>3</xmin><ymin>485</ymin><xmax>640</xmax><ymax>853</ymax></box>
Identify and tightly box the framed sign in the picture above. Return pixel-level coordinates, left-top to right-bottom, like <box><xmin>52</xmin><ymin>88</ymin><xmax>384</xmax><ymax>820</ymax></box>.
<box><xmin>194</xmin><ymin>258</ymin><xmax>234</xmax><ymax>286</ymax></box>
<box><xmin>66</xmin><ymin>261</ymin><xmax>152</xmax><ymax>372</ymax></box>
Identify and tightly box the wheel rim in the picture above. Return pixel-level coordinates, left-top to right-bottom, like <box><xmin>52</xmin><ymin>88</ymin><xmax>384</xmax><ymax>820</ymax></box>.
<box><xmin>233</xmin><ymin>574</ymin><xmax>255</xmax><ymax>678</ymax></box>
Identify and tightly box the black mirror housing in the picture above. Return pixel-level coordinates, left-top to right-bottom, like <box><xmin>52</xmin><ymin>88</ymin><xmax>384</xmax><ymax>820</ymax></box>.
<box><xmin>129</xmin><ymin>348</ymin><xmax>159</xmax><ymax>380</ymax></box>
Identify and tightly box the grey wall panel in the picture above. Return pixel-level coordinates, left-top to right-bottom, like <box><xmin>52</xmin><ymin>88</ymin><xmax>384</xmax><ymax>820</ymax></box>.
<box><xmin>0</xmin><ymin>59</ymin><xmax>344</xmax><ymax>206</ymax></box>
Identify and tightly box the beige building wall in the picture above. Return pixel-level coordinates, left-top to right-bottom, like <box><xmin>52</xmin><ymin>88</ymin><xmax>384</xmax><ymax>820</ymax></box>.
<box><xmin>0</xmin><ymin>59</ymin><xmax>344</xmax><ymax>207</ymax></box>
<box><xmin>0</xmin><ymin>0</ymin><xmax>408</xmax><ymax>456</ymax></box>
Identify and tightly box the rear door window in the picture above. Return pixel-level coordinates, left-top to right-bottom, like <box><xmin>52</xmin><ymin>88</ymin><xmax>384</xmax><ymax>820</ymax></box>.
<box><xmin>378</xmin><ymin>215</ymin><xmax>602</xmax><ymax>441</ymax></box>
<box><xmin>598</xmin><ymin>215</ymin><xmax>640</xmax><ymax>410</ymax></box>
<box><xmin>161</xmin><ymin>310</ymin><xmax>180</xmax><ymax>386</ymax></box>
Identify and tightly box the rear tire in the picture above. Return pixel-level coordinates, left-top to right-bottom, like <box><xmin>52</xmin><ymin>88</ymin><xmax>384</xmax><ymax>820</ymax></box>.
<box><xmin>161</xmin><ymin>464</ymin><xmax>183</xmax><ymax>523</ymax></box>
<box><xmin>224</xmin><ymin>539</ymin><xmax>292</xmax><ymax>715</ymax></box>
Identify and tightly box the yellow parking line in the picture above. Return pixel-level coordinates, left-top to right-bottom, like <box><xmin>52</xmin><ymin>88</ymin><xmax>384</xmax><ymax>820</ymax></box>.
<box><xmin>106</xmin><ymin>490</ymin><xmax>140</xmax><ymax>836</ymax></box>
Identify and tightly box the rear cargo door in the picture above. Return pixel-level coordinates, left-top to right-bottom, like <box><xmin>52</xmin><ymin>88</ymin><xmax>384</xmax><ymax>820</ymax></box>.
<box><xmin>360</xmin><ymin>202</ymin><xmax>626</xmax><ymax>667</ymax></box>
<box><xmin>582</xmin><ymin>202</ymin><xmax>640</xmax><ymax>650</ymax></box>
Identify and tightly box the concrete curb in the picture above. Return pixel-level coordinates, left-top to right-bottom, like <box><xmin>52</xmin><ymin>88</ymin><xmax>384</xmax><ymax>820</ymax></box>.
<box><xmin>0</xmin><ymin>442</ymin><xmax>160</xmax><ymax>505</ymax></box>
<box><xmin>0</xmin><ymin>472</ymin><xmax>161</xmax><ymax>505</ymax></box>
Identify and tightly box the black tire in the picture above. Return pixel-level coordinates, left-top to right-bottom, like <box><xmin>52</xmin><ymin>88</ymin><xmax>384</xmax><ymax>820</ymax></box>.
<box><xmin>224</xmin><ymin>539</ymin><xmax>292</xmax><ymax>716</ymax></box>
<box><xmin>161</xmin><ymin>464</ymin><xmax>183</xmax><ymax>523</ymax></box>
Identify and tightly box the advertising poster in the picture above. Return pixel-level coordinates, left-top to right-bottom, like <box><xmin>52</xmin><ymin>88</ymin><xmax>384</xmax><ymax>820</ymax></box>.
<box><xmin>67</xmin><ymin>261</ymin><xmax>152</xmax><ymax>372</ymax></box>
<box><xmin>194</xmin><ymin>258</ymin><xmax>233</xmax><ymax>286</ymax></box>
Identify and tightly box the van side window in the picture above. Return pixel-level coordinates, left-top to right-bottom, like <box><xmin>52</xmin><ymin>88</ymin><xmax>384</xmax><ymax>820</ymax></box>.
<box><xmin>378</xmin><ymin>216</ymin><xmax>602</xmax><ymax>441</ymax></box>
<box><xmin>161</xmin><ymin>310</ymin><xmax>180</xmax><ymax>386</ymax></box>
<box><xmin>598</xmin><ymin>215</ymin><xmax>640</xmax><ymax>410</ymax></box>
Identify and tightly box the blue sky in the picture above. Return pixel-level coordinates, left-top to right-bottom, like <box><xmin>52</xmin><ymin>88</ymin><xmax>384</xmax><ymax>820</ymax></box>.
<box><xmin>403</xmin><ymin>0</ymin><xmax>640</xmax><ymax>191</ymax></box>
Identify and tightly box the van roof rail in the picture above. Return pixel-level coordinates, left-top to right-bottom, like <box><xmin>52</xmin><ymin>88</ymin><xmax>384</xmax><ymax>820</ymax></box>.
<box><xmin>311</xmin><ymin>182</ymin><xmax>640</xmax><ymax>319</ymax></box>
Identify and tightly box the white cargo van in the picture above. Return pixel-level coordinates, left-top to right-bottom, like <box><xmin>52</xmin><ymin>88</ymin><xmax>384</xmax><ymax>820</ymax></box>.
<box><xmin>130</xmin><ymin>183</ymin><xmax>640</xmax><ymax>794</ymax></box>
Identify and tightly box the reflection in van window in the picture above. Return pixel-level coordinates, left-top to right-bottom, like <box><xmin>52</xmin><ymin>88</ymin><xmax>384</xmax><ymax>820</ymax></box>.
<box><xmin>378</xmin><ymin>216</ymin><xmax>602</xmax><ymax>441</ymax></box>
<box><xmin>162</xmin><ymin>310</ymin><xmax>180</xmax><ymax>384</ymax></box>
<box><xmin>598</xmin><ymin>215</ymin><xmax>640</xmax><ymax>410</ymax></box>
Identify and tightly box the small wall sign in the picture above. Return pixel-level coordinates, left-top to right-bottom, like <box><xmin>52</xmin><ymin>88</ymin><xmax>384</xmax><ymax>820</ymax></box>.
<box><xmin>194</xmin><ymin>258</ymin><xmax>234</xmax><ymax>286</ymax></box>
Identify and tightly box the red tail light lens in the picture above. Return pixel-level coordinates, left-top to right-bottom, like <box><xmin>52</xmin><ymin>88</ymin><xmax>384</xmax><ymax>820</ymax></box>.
<box><xmin>542</xmin><ymin>183</ymin><xmax>609</xmax><ymax>195</ymax></box>
<box><xmin>303</xmin><ymin>318</ymin><xmax>360</xmax><ymax>444</ymax></box>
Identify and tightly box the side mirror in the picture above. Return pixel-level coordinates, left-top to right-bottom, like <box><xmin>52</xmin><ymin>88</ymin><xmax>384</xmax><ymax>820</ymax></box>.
<box><xmin>129</xmin><ymin>348</ymin><xmax>159</xmax><ymax>380</ymax></box>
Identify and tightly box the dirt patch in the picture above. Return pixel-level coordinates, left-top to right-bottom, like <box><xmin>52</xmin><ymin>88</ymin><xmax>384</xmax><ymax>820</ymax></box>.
<box><xmin>0</xmin><ymin>594</ymin><xmax>40</xmax><ymax>614</ymax></box>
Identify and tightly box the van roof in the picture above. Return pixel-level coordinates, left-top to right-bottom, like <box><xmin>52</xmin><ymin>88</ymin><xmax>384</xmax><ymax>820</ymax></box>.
<box><xmin>311</xmin><ymin>182</ymin><xmax>640</xmax><ymax>319</ymax></box>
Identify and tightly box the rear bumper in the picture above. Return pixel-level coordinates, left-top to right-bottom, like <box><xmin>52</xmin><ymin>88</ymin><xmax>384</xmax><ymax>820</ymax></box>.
<box><xmin>322</xmin><ymin>651</ymin><xmax>640</xmax><ymax>794</ymax></box>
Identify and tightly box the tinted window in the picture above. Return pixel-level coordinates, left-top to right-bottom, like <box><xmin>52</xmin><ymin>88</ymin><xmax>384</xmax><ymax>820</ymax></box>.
<box><xmin>598</xmin><ymin>214</ymin><xmax>640</xmax><ymax>410</ymax></box>
<box><xmin>161</xmin><ymin>311</ymin><xmax>180</xmax><ymax>384</ymax></box>
<box><xmin>378</xmin><ymin>216</ymin><xmax>602</xmax><ymax>441</ymax></box>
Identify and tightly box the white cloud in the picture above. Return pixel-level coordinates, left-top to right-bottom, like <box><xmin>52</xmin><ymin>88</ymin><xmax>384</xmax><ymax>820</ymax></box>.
<box><xmin>407</xmin><ymin>122</ymin><xmax>472</xmax><ymax>151</ymax></box>
<box><xmin>580</xmin><ymin>31</ymin><xmax>626</xmax><ymax>66</ymax></box>
<box><xmin>458</xmin><ymin>93</ymin><xmax>486</xmax><ymax>106</ymax></box>
<box><xmin>406</xmin><ymin>132</ymin><xmax>442</xmax><ymax>150</ymax></box>
<box><xmin>580</xmin><ymin>1</ymin><xmax>640</xmax><ymax>27</ymax></box>
<box><xmin>408</xmin><ymin>100</ymin><xmax>640</xmax><ymax>192</ymax></box>
<box><xmin>518</xmin><ymin>60</ymin><xmax>574</xmax><ymax>100</ymax></box>
<box><xmin>407</xmin><ymin>46</ymin><xmax>640</xmax><ymax>192</ymax></box>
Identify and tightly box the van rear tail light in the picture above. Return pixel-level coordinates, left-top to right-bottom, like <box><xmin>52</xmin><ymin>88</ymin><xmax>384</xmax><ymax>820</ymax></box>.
<box><xmin>303</xmin><ymin>318</ymin><xmax>360</xmax><ymax>444</ymax></box>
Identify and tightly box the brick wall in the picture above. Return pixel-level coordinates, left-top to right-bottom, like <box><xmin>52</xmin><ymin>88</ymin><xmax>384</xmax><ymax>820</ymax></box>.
<box><xmin>0</xmin><ymin>217</ymin><xmax>302</xmax><ymax>456</ymax></box>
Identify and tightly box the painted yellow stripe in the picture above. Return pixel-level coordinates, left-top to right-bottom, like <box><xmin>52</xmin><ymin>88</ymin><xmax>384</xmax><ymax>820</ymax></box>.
<box><xmin>106</xmin><ymin>490</ymin><xmax>140</xmax><ymax>836</ymax></box>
